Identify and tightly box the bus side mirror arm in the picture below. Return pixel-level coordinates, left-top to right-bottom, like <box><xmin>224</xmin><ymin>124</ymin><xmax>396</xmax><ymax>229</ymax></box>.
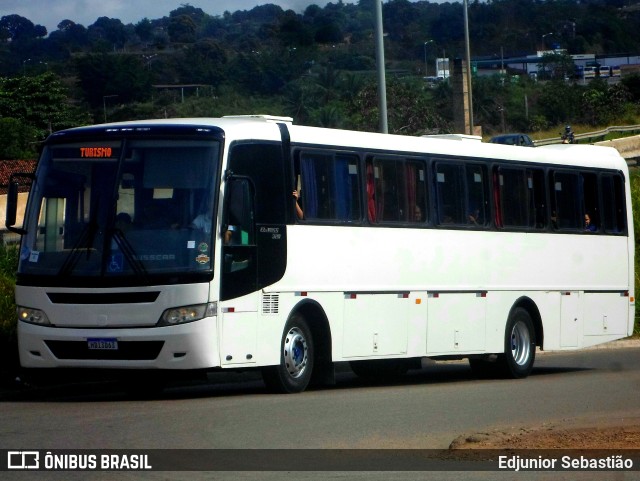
<box><xmin>6</xmin><ymin>179</ymin><xmax>27</xmax><ymax>235</ymax></box>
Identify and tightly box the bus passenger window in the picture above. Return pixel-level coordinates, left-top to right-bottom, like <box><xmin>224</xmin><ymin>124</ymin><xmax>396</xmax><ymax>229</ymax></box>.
<box><xmin>298</xmin><ymin>152</ymin><xmax>360</xmax><ymax>222</ymax></box>
<box><xmin>497</xmin><ymin>167</ymin><xmax>529</xmax><ymax>228</ymax></box>
<box><xmin>369</xmin><ymin>158</ymin><xmax>427</xmax><ymax>223</ymax></box>
<box><xmin>435</xmin><ymin>161</ymin><xmax>486</xmax><ymax>227</ymax></box>
<box><xmin>435</xmin><ymin>163</ymin><xmax>465</xmax><ymax>225</ymax></box>
<box><xmin>466</xmin><ymin>164</ymin><xmax>488</xmax><ymax>227</ymax></box>
<box><xmin>527</xmin><ymin>169</ymin><xmax>547</xmax><ymax>229</ymax></box>
<box><xmin>602</xmin><ymin>174</ymin><xmax>626</xmax><ymax>234</ymax></box>
<box><xmin>551</xmin><ymin>171</ymin><xmax>582</xmax><ymax>230</ymax></box>
<box><xmin>582</xmin><ymin>172</ymin><xmax>599</xmax><ymax>232</ymax></box>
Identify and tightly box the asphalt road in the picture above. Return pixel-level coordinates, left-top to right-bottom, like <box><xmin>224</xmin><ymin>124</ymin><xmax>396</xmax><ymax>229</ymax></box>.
<box><xmin>1</xmin><ymin>343</ymin><xmax>639</xmax><ymax>480</ymax></box>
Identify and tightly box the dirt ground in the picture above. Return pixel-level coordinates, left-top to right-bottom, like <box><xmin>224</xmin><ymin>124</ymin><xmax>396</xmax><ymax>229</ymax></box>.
<box><xmin>449</xmin><ymin>416</ymin><xmax>640</xmax><ymax>449</ymax></box>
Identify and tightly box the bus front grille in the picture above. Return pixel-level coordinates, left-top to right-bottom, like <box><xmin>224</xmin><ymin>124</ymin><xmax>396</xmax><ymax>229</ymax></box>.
<box><xmin>44</xmin><ymin>341</ymin><xmax>164</xmax><ymax>360</ymax></box>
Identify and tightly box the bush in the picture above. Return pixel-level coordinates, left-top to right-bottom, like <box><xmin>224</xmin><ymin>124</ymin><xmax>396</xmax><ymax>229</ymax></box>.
<box><xmin>631</xmin><ymin>169</ymin><xmax>640</xmax><ymax>336</ymax></box>
<box><xmin>0</xmin><ymin>245</ymin><xmax>18</xmax><ymax>381</ymax></box>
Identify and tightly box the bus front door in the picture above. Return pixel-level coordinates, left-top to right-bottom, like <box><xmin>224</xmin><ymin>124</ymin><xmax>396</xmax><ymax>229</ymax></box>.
<box><xmin>219</xmin><ymin>178</ymin><xmax>258</xmax><ymax>366</ymax></box>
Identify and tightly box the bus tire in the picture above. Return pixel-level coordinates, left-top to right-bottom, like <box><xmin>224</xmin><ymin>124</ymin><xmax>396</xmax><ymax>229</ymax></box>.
<box><xmin>502</xmin><ymin>307</ymin><xmax>536</xmax><ymax>379</ymax></box>
<box><xmin>262</xmin><ymin>314</ymin><xmax>314</xmax><ymax>394</ymax></box>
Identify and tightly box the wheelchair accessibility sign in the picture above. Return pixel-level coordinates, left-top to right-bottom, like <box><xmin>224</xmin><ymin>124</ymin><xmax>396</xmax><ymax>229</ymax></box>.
<box><xmin>108</xmin><ymin>253</ymin><xmax>124</xmax><ymax>273</ymax></box>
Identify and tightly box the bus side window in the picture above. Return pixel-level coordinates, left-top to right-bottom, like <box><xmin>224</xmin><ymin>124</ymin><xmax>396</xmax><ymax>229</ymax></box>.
<box><xmin>368</xmin><ymin>158</ymin><xmax>427</xmax><ymax>223</ymax></box>
<box><xmin>602</xmin><ymin>174</ymin><xmax>626</xmax><ymax>234</ymax></box>
<box><xmin>582</xmin><ymin>172</ymin><xmax>599</xmax><ymax>232</ymax></box>
<box><xmin>435</xmin><ymin>161</ymin><xmax>486</xmax><ymax>227</ymax></box>
<box><xmin>527</xmin><ymin>168</ymin><xmax>547</xmax><ymax>229</ymax></box>
<box><xmin>551</xmin><ymin>171</ymin><xmax>582</xmax><ymax>230</ymax></box>
<box><xmin>497</xmin><ymin>167</ymin><xmax>529</xmax><ymax>228</ymax></box>
<box><xmin>435</xmin><ymin>162</ymin><xmax>465</xmax><ymax>225</ymax></box>
<box><xmin>466</xmin><ymin>164</ymin><xmax>488</xmax><ymax>227</ymax></box>
<box><xmin>298</xmin><ymin>151</ymin><xmax>360</xmax><ymax>222</ymax></box>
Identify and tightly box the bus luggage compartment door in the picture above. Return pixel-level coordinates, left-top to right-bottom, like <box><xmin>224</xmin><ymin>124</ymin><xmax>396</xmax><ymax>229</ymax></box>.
<box><xmin>342</xmin><ymin>293</ymin><xmax>409</xmax><ymax>358</ymax></box>
<box><xmin>426</xmin><ymin>292</ymin><xmax>486</xmax><ymax>354</ymax></box>
<box><xmin>220</xmin><ymin>296</ymin><xmax>258</xmax><ymax>366</ymax></box>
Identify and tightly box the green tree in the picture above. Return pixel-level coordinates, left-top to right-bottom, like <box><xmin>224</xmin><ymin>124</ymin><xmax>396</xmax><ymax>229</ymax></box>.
<box><xmin>47</xmin><ymin>20</ymin><xmax>89</xmax><ymax>54</ymax></box>
<box><xmin>74</xmin><ymin>54</ymin><xmax>152</xmax><ymax>110</ymax></box>
<box><xmin>538</xmin><ymin>52</ymin><xmax>575</xmax><ymax>80</ymax></box>
<box><xmin>536</xmin><ymin>80</ymin><xmax>582</xmax><ymax>126</ymax></box>
<box><xmin>87</xmin><ymin>17</ymin><xmax>127</xmax><ymax>50</ymax></box>
<box><xmin>350</xmin><ymin>78</ymin><xmax>450</xmax><ymax>134</ymax></box>
<box><xmin>168</xmin><ymin>15</ymin><xmax>197</xmax><ymax>43</ymax></box>
<box><xmin>180</xmin><ymin>39</ymin><xmax>228</xmax><ymax>86</ymax></box>
<box><xmin>0</xmin><ymin>14</ymin><xmax>47</xmax><ymax>42</ymax></box>
<box><xmin>0</xmin><ymin>72</ymin><xmax>87</xmax><ymax>138</ymax></box>
<box><xmin>0</xmin><ymin>118</ymin><xmax>39</xmax><ymax>159</ymax></box>
<box><xmin>579</xmin><ymin>80</ymin><xmax>612</xmax><ymax>126</ymax></box>
<box><xmin>134</xmin><ymin>18</ymin><xmax>154</xmax><ymax>43</ymax></box>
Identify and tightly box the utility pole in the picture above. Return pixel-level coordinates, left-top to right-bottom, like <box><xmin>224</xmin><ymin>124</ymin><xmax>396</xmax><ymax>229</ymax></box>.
<box><xmin>424</xmin><ymin>40</ymin><xmax>434</xmax><ymax>76</ymax></box>
<box><xmin>463</xmin><ymin>0</ymin><xmax>474</xmax><ymax>135</ymax></box>
<box><xmin>374</xmin><ymin>0</ymin><xmax>388</xmax><ymax>134</ymax></box>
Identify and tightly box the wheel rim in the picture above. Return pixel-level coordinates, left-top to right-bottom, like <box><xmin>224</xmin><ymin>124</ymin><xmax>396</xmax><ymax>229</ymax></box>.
<box><xmin>510</xmin><ymin>320</ymin><xmax>531</xmax><ymax>366</ymax></box>
<box><xmin>284</xmin><ymin>327</ymin><xmax>308</xmax><ymax>379</ymax></box>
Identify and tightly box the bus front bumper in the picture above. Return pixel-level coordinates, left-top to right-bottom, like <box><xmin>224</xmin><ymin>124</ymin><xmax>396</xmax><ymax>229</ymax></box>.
<box><xmin>17</xmin><ymin>317</ymin><xmax>221</xmax><ymax>370</ymax></box>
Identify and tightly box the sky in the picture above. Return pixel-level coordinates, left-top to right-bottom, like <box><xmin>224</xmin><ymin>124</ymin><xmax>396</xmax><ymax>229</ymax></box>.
<box><xmin>1</xmin><ymin>0</ymin><xmax>363</xmax><ymax>34</ymax></box>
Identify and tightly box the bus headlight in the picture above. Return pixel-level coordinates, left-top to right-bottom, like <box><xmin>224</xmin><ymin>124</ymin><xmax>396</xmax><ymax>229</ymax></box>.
<box><xmin>17</xmin><ymin>306</ymin><xmax>51</xmax><ymax>326</ymax></box>
<box><xmin>158</xmin><ymin>302</ymin><xmax>217</xmax><ymax>326</ymax></box>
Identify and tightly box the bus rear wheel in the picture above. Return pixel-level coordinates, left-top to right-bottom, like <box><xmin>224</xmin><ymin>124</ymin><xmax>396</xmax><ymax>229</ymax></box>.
<box><xmin>502</xmin><ymin>307</ymin><xmax>536</xmax><ymax>378</ymax></box>
<box><xmin>262</xmin><ymin>314</ymin><xmax>314</xmax><ymax>394</ymax></box>
<box><xmin>469</xmin><ymin>307</ymin><xmax>536</xmax><ymax>379</ymax></box>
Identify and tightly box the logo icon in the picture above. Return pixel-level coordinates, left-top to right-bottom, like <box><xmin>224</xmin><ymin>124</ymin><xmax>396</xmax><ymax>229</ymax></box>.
<box><xmin>8</xmin><ymin>451</ymin><xmax>39</xmax><ymax>469</ymax></box>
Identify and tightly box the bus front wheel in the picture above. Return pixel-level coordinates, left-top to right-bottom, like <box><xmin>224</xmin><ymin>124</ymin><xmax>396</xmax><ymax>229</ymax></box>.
<box><xmin>262</xmin><ymin>314</ymin><xmax>314</xmax><ymax>394</ymax></box>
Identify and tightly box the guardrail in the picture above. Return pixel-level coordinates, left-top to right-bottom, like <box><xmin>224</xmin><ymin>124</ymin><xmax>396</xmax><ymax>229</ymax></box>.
<box><xmin>534</xmin><ymin>124</ymin><xmax>640</xmax><ymax>146</ymax></box>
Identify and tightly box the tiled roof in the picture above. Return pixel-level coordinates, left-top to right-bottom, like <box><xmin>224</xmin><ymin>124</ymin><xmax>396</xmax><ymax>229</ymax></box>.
<box><xmin>0</xmin><ymin>159</ymin><xmax>37</xmax><ymax>194</ymax></box>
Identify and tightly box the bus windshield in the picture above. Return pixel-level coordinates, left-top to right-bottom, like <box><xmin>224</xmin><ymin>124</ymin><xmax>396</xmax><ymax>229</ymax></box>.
<box><xmin>18</xmin><ymin>138</ymin><xmax>220</xmax><ymax>284</ymax></box>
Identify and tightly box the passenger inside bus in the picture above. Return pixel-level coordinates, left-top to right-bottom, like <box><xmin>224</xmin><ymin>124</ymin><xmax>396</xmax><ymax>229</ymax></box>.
<box><xmin>584</xmin><ymin>213</ymin><xmax>597</xmax><ymax>232</ymax></box>
<box><xmin>293</xmin><ymin>189</ymin><xmax>304</xmax><ymax>220</ymax></box>
<box><xmin>115</xmin><ymin>212</ymin><xmax>132</xmax><ymax>232</ymax></box>
<box><xmin>191</xmin><ymin>212</ymin><xmax>212</xmax><ymax>234</ymax></box>
<box><xmin>414</xmin><ymin>205</ymin><xmax>423</xmax><ymax>222</ymax></box>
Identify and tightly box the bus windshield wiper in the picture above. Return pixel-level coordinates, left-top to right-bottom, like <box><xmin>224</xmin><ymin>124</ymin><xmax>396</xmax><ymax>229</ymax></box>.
<box><xmin>58</xmin><ymin>201</ymin><xmax>100</xmax><ymax>276</ymax></box>
<box><xmin>108</xmin><ymin>229</ymin><xmax>148</xmax><ymax>279</ymax></box>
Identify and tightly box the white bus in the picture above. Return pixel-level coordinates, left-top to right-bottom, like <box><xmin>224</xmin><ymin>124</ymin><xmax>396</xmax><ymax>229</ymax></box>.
<box><xmin>6</xmin><ymin>116</ymin><xmax>634</xmax><ymax>393</ymax></box>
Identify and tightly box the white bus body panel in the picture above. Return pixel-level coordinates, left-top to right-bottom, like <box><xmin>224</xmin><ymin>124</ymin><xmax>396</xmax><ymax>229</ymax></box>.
<box><xmin>270</xmin><ymin>224</ymin><xmax>632</xmax><ymax>359</ymax></box>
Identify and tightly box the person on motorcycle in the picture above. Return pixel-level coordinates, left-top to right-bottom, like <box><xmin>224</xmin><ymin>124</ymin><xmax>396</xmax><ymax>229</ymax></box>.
<box><xmin>561</xmin><ymin>125</ymin><xmax>575</xmax><ymax>144</ymax></box>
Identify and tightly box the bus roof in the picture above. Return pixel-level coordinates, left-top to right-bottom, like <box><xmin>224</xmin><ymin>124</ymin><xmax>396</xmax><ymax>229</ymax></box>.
<box><xmin>53</xmin><ymin>116</ymin><xmax>626</xmax><ymax>172</ymax></box>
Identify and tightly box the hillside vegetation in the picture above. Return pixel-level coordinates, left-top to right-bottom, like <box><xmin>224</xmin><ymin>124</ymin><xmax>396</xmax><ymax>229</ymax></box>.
<box><xmin>2</xmin><ymin>1</ymin><xmax>640</xmax><ymax>157</ymax></box>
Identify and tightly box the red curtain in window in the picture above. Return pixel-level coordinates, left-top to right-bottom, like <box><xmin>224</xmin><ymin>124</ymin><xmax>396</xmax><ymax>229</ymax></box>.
<box><xmin>405</xmin><ymin>163</ymin><xmax>417</xmax><ymax>221</ymax></box>
<box><xmin>493</xmin><ymin>170</ymin><xmax>503</xmax><ymax>228</ymax></box>
<box><xmin>366</xmin><ymin>163</ymin><xmax>376</xmax><ymax>222</ymax></box>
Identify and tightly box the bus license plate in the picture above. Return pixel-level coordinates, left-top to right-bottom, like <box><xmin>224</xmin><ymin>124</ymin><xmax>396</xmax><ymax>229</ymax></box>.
<box><xmin>87</xmin><ymin>338</ymin><xmax>118</xmax><ymax>350</ymax></box>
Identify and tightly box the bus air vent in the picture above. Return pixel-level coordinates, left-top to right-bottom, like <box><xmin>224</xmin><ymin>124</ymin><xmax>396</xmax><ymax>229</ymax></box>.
<box><xmin>47</xmin><ymin>292</ymin><xmax>160</xmax><ymax>304</ymax></box>
<box><xmin>262</xmin><ymin>294</ymin><xmax>279</xmax><ymax>315</ymax></box>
